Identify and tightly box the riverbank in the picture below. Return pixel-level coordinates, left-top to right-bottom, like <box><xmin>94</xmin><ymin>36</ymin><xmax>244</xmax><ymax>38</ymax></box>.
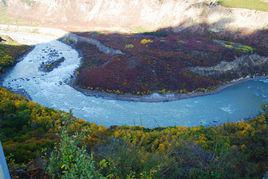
<box><xmin>67</xmin><ymin>31</ymin><xmax>267</xmax><ymax>102</ymax></box>
<box><xmin>73</xmin><ymin>25</ymin><xmax>268</xmax><ymax>96</ymax></box>
<box><xmin>70</xmin><ymin>75</ymin><xmax>266</xmax><ymax>102</ymax></box>
<box><xmin>2</xmin><ymin>24</ymin><xmax>268</xmax><ymax>128</ymax></box>
<box><xmin>0</xmin><ymin>26</ymin><xmax>267</xmax><ymax>103</ymax></box>
<box><xmin>1</xmin><ymin>86</ymin><xmax>267</xmax><ymax>178</ymax></box>
<box><xmin>0</xmin><ymin>33</ymin><xmax>33</xmax><ymax>100</ymax></box>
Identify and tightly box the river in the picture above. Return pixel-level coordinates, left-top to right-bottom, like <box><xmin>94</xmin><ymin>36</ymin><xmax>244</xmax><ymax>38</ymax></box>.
<box><xmin>1</xmin><ymin>33</ymin><xmax>268</xmax><ymax>128</ymax></box>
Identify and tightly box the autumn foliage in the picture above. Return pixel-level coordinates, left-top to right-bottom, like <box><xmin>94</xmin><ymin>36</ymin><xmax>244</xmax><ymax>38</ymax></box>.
<box><xmin>75</xmin><ymin>30</ymin><xmax>257</xmax><ymax>95</ymax></box>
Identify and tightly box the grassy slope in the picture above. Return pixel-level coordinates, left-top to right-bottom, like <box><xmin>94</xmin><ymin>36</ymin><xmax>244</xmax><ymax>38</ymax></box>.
<box><xmin>219</xmin><ymin>0</ymin><xmax>268</xmax><ymax>12</ymax></box>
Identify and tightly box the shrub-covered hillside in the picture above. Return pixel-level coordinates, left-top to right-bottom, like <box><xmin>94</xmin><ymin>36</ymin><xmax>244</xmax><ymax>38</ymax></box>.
<box><xmin>0</xmin><ymin>35</ymin><xmax>29</xmax><ymax>73</ymax></box>
<box><xmin>75</xmin><ymin>30</ymin><xmax>267</xmax><ymax>95</ymax></box>
<box><xmin>1</xmin><ymin>87</ymin><xmax>268</xmax><ymax>178</ymax></box>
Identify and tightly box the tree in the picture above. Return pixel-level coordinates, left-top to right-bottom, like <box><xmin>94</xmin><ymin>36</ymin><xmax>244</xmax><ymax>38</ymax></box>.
<box><xmin>47</xmin><ymin>117</ymin><xmax>102</xmax><ymax>179</ymax></box>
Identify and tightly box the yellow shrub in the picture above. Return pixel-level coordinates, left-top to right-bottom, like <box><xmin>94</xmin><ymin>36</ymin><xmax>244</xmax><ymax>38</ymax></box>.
<box><xmin>158</xmin><ymin>143</ymin><xmax>165</xmax><ymax>151</ymax></box>
<box><xmin>125</xmin><ymin>44</ymin><xmax>134</xmax><ymax>49</ymax></box>
<box><xmin>140</xmin><ymin>39</ymin><xmax>153</xmax><ymax>45</ymax></box>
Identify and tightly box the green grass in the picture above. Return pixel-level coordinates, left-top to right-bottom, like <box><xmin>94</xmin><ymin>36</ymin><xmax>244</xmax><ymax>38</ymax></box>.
<box><xmin>132</xmin><ymin>26</ymin><xmax>150</xmax><ymax>33</ymax></box>
<box><xmin>219</xmin><ymin>0</ymin><xmax>268</xmax><ymax>12</ymax></box>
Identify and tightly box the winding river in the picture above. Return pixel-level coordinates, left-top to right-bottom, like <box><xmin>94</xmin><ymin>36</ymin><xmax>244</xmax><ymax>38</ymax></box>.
<box><xmin>1</xmin><ymin>32</ymin><xmax>268</xmax><ymax>128</ymax></box>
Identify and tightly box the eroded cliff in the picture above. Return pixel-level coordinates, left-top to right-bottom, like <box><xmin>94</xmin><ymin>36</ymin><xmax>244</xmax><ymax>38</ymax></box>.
<box><xmin>1</xmin><ymin>0</ymin><xmax>268</xmax><ymax>32</ymax></box>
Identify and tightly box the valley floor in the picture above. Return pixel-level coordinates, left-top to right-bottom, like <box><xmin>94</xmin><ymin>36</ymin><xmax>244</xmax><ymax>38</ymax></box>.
<box><xmin>0</xmin><ymin>31</ymin><xmax>267</xmax><ymax>178</ymax></box>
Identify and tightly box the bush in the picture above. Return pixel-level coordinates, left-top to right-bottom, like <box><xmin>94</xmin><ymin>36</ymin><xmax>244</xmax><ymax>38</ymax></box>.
<box><xmin>47</xmin><ymin>121</ymin><xmax>102</xmax><ymax>178</ymax></box>
<box><xmin>140</xmin><ymin>38</ymin><xmax>153</xmax><ymax>45</ymax></box>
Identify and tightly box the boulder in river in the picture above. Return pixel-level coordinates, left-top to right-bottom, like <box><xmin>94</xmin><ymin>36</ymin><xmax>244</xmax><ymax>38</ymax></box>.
<box><xmin>39</xmin><ymin>57</ymin><xmax>65</xmax><ymax>72</ymax></box>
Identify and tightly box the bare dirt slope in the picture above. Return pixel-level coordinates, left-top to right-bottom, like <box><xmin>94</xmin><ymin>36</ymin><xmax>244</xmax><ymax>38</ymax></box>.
<box><xmin>1</xmin><ymin>0</ymin><xmax>268</xmax><ymax>33</ymax></box>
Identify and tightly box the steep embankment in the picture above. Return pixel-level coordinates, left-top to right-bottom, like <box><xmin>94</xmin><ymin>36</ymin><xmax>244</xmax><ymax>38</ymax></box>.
<box><xmin>1</xmin><ymin>0</ymin><xmax>268</xmax><ymax>33</ymax></box>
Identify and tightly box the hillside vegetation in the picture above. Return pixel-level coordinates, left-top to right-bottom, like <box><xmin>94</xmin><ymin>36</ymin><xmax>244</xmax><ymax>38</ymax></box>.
<box><xmin>1</xmin><ymin>87</ymin><xmax>268</xmax><ymax>178</ymax></box>
<box><xmin>0</xmin><ymin>35</ymin><xmax>29</xmax><ymax>73</ymax></box>
<box><xmin>75</xmin><ymin>30</ymin><xmax>266</xmax><ymax>95</ymax></box>
<box><xmin>219</xmin><ymin>0</ymin><xmax>268</xmax><ymax>12</ymax></box>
